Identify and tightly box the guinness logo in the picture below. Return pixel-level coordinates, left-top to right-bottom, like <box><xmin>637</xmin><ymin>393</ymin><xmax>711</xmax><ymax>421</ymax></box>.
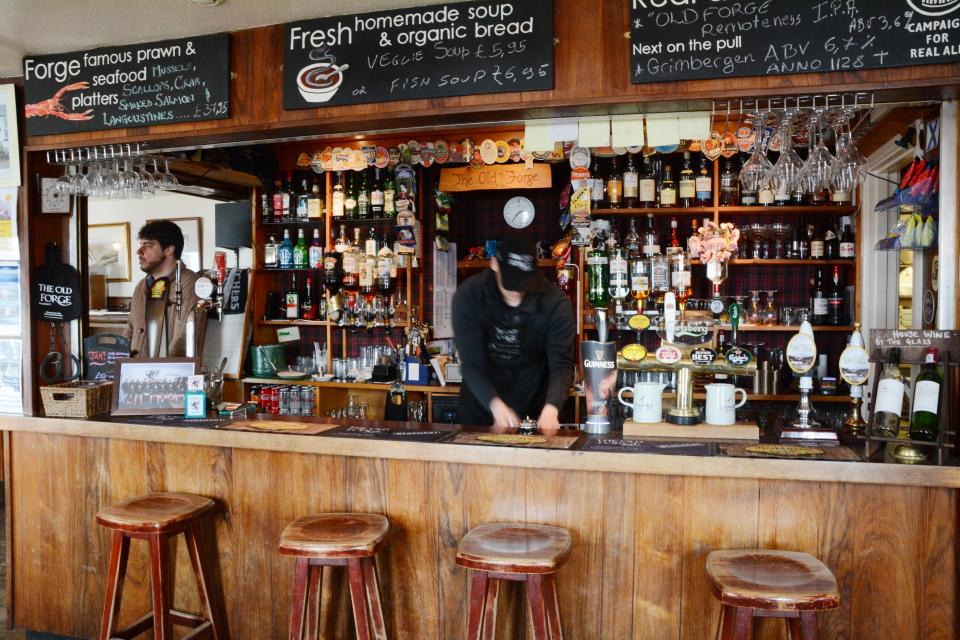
<box><xmin>907</xmin><ymin>0</ymin><xmax>960</xmax><ymax>16</ymax></box>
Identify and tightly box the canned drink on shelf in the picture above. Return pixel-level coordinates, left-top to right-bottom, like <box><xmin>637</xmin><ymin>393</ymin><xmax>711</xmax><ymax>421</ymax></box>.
<box><xmin>300</xmin><ymin>387</ymin><xmax>314</xmax><ymax>416</ymax></box>
<box><xmin>278</xmin><ymin>387</ymin><xmax>290</xmax><ymax>416</ymax></box>
<box><xmin>289</xmin><ymin>386</ymin><xmax>301</xmax><ymax>415</ymax></box>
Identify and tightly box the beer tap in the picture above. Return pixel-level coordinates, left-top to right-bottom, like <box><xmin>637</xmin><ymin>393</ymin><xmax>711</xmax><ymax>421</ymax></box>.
<box><xmin>212</xmin><ymin>251</ymin><xmax>227</xmax><ymax>322</ymax></box>
<box><xmin>173</xmin><ymin>259</ymin><xmax>183</xmax><ymax>317</ymax></box>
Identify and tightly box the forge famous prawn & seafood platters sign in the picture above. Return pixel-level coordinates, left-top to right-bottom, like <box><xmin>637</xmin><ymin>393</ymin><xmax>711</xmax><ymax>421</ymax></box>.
<box><xmin>22</xmin><ymin>34</ymin><xmax>230</xmax><ymax>136</ymax></box>
<box><xmin>283</xmin><ymin>0</ymin><xmax>554</xmax><ymax>109</ymax></box>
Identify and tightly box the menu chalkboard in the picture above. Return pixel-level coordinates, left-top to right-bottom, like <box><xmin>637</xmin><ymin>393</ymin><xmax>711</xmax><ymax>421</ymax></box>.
<box><xmin>23</xmin><ymin>34</ymin><xmax>230</xmax><ymax>136</ymax></box>
<box><xmin>283</xmin><ymin>0</ymin><xmax>553</xmax><ymax>109</ymax></box>
<box><xmin>630</xmin><ymin>0</ymin><xmax>960</xmax><ymax>84</ymax></box>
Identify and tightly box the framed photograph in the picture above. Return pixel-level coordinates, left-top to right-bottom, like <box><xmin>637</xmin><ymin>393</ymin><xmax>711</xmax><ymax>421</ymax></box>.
<box><xmin>0</xmin><ymin>85</ymin><xmax>20</xmax><ymax>188</ymax></box>
<box><xmin>88</xmin><ymin>222</ymin><xmax>131</xmax><ymax>282</ymax></box>
<box><xmin>148</xmin><ymin>217</ymin><xmax>202</xmax><ymax>272</ymax></box>
<box><xmin>111</xmin><ymin>357</ymin><xmax>200</xmax><ymax>416</ymax></box>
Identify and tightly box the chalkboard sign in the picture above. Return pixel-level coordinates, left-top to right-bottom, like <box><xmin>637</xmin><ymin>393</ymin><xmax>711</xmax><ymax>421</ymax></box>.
<box><xmin>630</xmin><ymin>0</ymin><xmax>960</xmax><ymax>84</ymax></box>
<box><xmin>283</xmin><ymin>0</ymin><xmax>553</xmax><ymax>109</ymax></box>
<box><xmin>870</xmin><ymin>329</ymin><xmax>960</xmax><ymax>363</ymax></box>
<box><xmin>23</xmin><ymin>34</ymin><xmax>230</xmax><ymax>136</ymax></box>
<box><xmin>83</xmin><ymin>334</ymin><xmax>131</xmax><ymax>382</ymax></box>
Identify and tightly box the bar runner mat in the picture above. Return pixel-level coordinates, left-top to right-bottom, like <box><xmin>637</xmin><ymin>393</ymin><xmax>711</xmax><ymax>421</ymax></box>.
<box><xmin>221</xmin><ymin>420</ymin><xmax>339</xmax><ymax>435</ymax></box>
<box><xmin>322</xmin><ymin>425</ymin><xmax>451</xmax><ymax>443</ymax></box>
<box><xmin>720</xmin><ymin>443</ymin><xmax>861</xmax><ymax>461</ymax></box>
<box><xmin>104</xmin><ymin>414</ymin><xmax>236</xmax><ymax>429</ymax></box>
<box><xmin>580</xmin><ymin>438</ymin><xmax>716</xmax><ymax>456</ymax></box>
<box><xmin>449</xmin><ymin>432</ymin><xmax>579</xmax><ymax>450</ymax></box>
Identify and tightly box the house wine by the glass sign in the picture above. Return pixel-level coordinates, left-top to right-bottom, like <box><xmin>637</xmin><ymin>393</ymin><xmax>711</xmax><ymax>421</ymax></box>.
<box><xmin>629</xmin><ymin>0</ymin><xmax>960</xmax><ymax>84</ymax></box>
<box><xmin>22</xmin><ymin>34</ymin><xmax>230</xmax><ymax>136</ymax></box>
<box><xmin>283</xmin><ymin>0</ymin><xmax>553</xmax><ymax>110</ymax></box>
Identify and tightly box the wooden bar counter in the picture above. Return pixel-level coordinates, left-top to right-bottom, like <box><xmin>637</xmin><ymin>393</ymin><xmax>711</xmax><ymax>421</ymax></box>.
<box><xmin>1</xmin><ymin>414</ymin><xmax>957</xmax><ymax>639</ymax></box>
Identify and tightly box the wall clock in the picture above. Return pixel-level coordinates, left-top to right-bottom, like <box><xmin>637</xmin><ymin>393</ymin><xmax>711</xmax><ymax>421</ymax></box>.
<box><xmin>503</xmin><ymin>196</ymin><xmax>535</xmax><ymax>229</ymax></box>
<box><xmin>40</xmin><ymin>177</ymin><xmax>71</xmax><ymax>214</ymax></box>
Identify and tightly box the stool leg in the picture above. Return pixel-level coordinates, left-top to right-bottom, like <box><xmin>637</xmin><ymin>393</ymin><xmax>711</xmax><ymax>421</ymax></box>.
<box><xmin>289</xmin><ymin>557</ymin><xmax>311</xmax><ymax>640</ymax></box>
<box><xmin>526</xmin><ymin>575</ymin><xmax>549</xmax><ymax>640</ymax></box>
<box><xmin>798</xmin><ymin>611</ymin><xmax>819</xmax><ymax>640</ymax></box>
<box><xmin>361</xmin><ymin>557</ymin><xmax>387</xmax><ymax>640</ymax></box>
<box><xmin>185</xmin><ymin>525</ymin><xmax>221</xmax><ymax>639</ymax></box>
<box><xmin>481</xmin><ymin>578</ymin><xmax>500</xmax><ymax>640</ymax></box>
<box><xmin>347</xmin><ymin>558</ymin><xmax>372</xmax><ymax>640</ymax></box>
<box><xmin>305</xmin><ymin>564</ymin><xmax>323</xmax><ymax>640</ymax></box>
<box><xmin>542</xmin><ymin>574</ymin><xmax>562</xmax><ymax>640</ymax></box>
<box><xmin>788</xmin><ymin>616</ymin><xmax>801</xmax><ymax>640</ymax></box>
<box><xmin>148</xmin><ymin>534</ymin><xmax>173</xmax><ymax>640</ymax></box>
<box><xmin>465</xmin><ymin>571</ymin><xmax>489</xmax><ymax>640</ymax></box>
<box><xmin>731</xmin><ymin>607</ymin><xmax>753</xmax><ymax>640</ymax></box>
<box><xmin>718</xmin><ymin>605</ymin><xmax>739</xmax><ymax>640</ymax></box>
<box><xmin>99</xmin><ymin>531</ymin><xmax>130</xmax><ymax>640</ymax></box>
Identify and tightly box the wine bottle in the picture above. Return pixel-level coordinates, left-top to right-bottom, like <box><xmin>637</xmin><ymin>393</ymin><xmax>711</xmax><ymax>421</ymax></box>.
<box><xmin>839</xmin><ymin>224</ymin><xmax>856</xmax><ymax>259</ymax></box>
<box><xmin>910</xmin><ymin>347</ymin><xmax>942</xmax><ymax>442</ymax></box>
<box><xmin>810</xmin><ymin>267</ymin><xmax>828</xmax><ymax>325</ymax></box>
<box><xmin>827</xmin><ymin>266</ymin><xmax>845</xmax><ymax>326</ymax></box>
<box><xmin>285</xmin><ymin>273</ymin><xmax>300</xmax><ymax>319</ymax></box>
<box><xmin>871</xmin><ymin>347</ymin><xmax>904</xmax><ymax>439</ymax></box>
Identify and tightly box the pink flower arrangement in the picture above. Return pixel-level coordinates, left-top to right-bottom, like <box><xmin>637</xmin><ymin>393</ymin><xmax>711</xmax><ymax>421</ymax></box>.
<box><xmin>687</xmin><ymin>221</ymin><xmax>740</xmax><ymax>263</ymax></box>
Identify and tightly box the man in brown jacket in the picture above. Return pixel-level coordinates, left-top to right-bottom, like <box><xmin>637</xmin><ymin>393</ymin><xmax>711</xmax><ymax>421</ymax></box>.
<box><xmin>123</xmin><ymin>220</ymin><xmax>205</xmax><ymax>358</ymax></box>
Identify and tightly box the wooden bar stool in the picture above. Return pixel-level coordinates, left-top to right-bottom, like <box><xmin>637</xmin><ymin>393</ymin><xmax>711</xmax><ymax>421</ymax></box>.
<box><xmin>456</xmin><ymin>523</ymin><xmax>571</xmax><ymax>640</ymax></box>
<box><xmin>96</xmin><ymin>491</ymin><xmax>223</xmax><ymax>640</ymax></box>
<box><xmin>279</xmin><ymin>513</ymin><xmax>390</xmax><ymax>640</ymax></box>
<box><xmin>706</xmin><ymin>549</ymin><xmax>840</xmax><ymax>640</ymax></box>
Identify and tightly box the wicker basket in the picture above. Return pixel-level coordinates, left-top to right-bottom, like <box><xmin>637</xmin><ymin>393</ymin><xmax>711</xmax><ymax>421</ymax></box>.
<box><xmin>40</xmin><ymin>381</ymin><xmax>113</xmax><ymax>418</ymax></box>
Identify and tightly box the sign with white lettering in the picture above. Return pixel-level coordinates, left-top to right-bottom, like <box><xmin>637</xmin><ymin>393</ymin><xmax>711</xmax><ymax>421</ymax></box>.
<box><xmin>23</xmin><ymin>34</ymin><xmax>230</xmax><ymax>135</ymax></box>
<box><xmin>629</xmin><ymin>0</ymin><xmax>960</xmax><ymax>84</ymax></box>
<box><xmin>283</xmin><ymin>0</ymin><xmax>554</xmax><ymax>109</ymax></box>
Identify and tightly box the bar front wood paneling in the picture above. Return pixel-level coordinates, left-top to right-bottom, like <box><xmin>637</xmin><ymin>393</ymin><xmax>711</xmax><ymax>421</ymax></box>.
<box><xmin>4</xmin><ymin>423</ymin><xmax>957</xmax><ymax>639</ymax></box>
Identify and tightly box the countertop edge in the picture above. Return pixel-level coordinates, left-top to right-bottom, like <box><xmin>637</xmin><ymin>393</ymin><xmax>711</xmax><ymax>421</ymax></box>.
<box><xmin>2</xmin><ymin>415</ymin><xmax>959</xmax><ymax>488</ymax></box>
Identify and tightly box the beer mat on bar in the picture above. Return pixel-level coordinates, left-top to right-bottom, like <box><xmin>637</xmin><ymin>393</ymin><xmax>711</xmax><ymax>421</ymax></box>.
<box><xmin>580</xmin><ymin>438</ymin><xmax>715</xmax><ymax>456</ymax></box>
<box><xmin>220</xmin><ymin>420</ymin><xmax>339</xmax><ymax>435</ymax></box>
<box><xmin>322</xmin><ymin>426</ymin><xmax>451</xmax><ymax>442</ymax></box>
<box><xmin>449</xmin><ymin>432</ymin><xmax>579</xmax><ymax>449</ymax></box>
<box><xmin>104</xmin><ymin>414</ymin><xmax>236</xmax><ymax>429</ymax></box>
<box><xmin>721</xmin><ymin>443</ymin><xmax>861</xmax><ymax>461</ymax></box>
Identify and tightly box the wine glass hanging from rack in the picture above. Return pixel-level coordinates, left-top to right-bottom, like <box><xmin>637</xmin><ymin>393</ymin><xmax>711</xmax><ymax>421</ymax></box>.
<box><xmin>45</xmin><ymin>142</ymin><xmax>179</xmax><ymax>199</ymax></box>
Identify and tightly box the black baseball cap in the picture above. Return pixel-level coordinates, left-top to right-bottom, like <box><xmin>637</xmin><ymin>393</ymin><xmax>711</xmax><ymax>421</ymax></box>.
<box><xmin>495</xmin><ymin>236</ymin><xmax>541</xmax><ymax>293</ymax></box>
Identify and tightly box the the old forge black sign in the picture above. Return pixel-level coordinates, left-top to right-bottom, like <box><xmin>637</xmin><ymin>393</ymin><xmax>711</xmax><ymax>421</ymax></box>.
<box><xmin>23</xmin><ymin>34</ymin><xmax>230</xmax><ymax>135</ymax></box>
<box><xmin>283</xmin><ymin>0</ymin><xmax>554</xmax><ymax>109</ymax></box>
<box><xmin>630</xmin><ymin>0</ymin><xmax>960</xmax><ymax>84</ymax></box>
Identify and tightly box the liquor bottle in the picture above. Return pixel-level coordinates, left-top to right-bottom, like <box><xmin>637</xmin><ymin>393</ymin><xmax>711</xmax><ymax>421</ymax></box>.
<box><xmin>296</xmin><ymin>178</ymin><xmax>310</xmax><ymax>221</ymax></box>
<box><xmin>365</xmin><ymin>227</ymin><xmax>379</xmax><ymax>257</ymax></box>
<box><xmin>824</xmin><ymin>224</ymin><xmax>839</xmax><ymax>259</ymax></box>
<box><xmin>827</xmin><ymin>266</ymin><xmax>845</xmax><ymax>326</ymax></box>
<box><xmin>624</xmin><ymin>218</ymin><xmax>641</xmax><ymax>259</ymax></box>
<box><xmin>810</xmin><ymin>267</ymin><xmax>828</xmax><ymax>325</ymax></box>
<box><xmin>285</xmin><ymin>172</ymin><xmax>296</xmax><ymax>220</ymax></box>
<box><xmin>264</xmin><ymin>235</ymin><xmax>278</xmax><ymax>268</ymax></box>
<box><xmin>278</xmin><ymin>229</ymin><xmax>294</xmax><ymax>269</ymax></box>
<box><xmin>622</xmin><ymin>153</ymin><xmax>639</xmax><ymax>208</ymax></box>
<box><xmin>384</xmin><ymin>362</ymin><xmax>408</xmax><ymax>421</ymax></box>
<box><xmin>606</xmin><ymin>157</ymin><xmax>623</xmax><ymax>209</ymax></box>
<box><xmin>376</xmin><ymin>253</ymin><xmax>394</xmax><ymax>295</ymax></box>
<box><xmin>664</xmin><ymin>218</ymin><xmax>681</xmax><ymax>256</ymax></box>
<box><xmin>719</xmin><ymin>159</ymin><xmax>738</xmax><ymax>206</ymax></box>
<box><xmin>353</xmin><ymin>227</ymin><xmax>362</xmax><ymax>251</ymax></box>
<box><xmin>371</xmin><ymin>168</ymin><xmax>384</xmax><ymax>216</ymax></box>
<box><xmin>323</xmin><ymin>253</ymin><xmax>342</xmax><ymax>296</ymax></box>
<box><xmin>871</xmin><ymin>347</ymin><xmax>905</xmax><ymax>438</ymax></box>
<box><xmin>341</xmin><ymin>248</ymin><xmax>359</xmax><ymax>293</ymax></box>
<box><xmin>344</xmin><ymin>172</ymin><xmax>358</xmax><ymax>219</ymax></box>
<box><xmin>910</xmin><ymin>347</ymin><xmax>942</xmax><ymax>442</ymax></box>
<box><xmin>285</xmin><ymin>274</ymin><xmax>299</xmax><ymax>319</ymax></box>
<box><xmin>590</xmin><ymin>157</ymin><xmax>605</xmax><ymax>210</ymax></box>
<box><xmin>334</xmin><ymin>224</ymin><xmax>350</xmax><ymax>253</ymax></box>
<box><xmin>357</xmin><ymin>169</ymin><xmax>371</xmax><ymax>219</ymax></box>
<box><xmin>293</xmin><ymin>228</ymin><xmax>308</xmax><ymax>269</ymax></box>
<box><xmin>839</xmin><ymin>224</ymin><xmax>856</xmax><ymax>259</ymax></box>
<box><xmin>687</xmin><ymin>219</ymin><xmax>700</xmax><ymax>260</ymax></box>
<box><xmin>789</xmin><ymin>225</ymin><xmax>802</xmax><ymax>260</ymax></box>
<box><xmin>798</xmin><ymin>220</ymin><xmax>810</xmax><ymax>259</ymax></box>
<box><xmin>639</xmin><ymin>156</ymin><xmax>656</xmax><ymax>208</ymax></box>
<box><xmin>641</xmin><ymin>213</ymin><xmax>660</xmax><ymax>258</ymax></box>
<box><xmin>272</xmin><ymin>179</ymin><xmax>284</xmax><ymax>223</ymax></box>
<box><xmin>809</xmin><ymin>176</ymin><xmax>828</xmax><ymax>207</ymax></box>
<box><xmin>810</xmin><ymin>224</ymin><xmax>825</xmax><ymax>259</ymax></box>
<box><xmin>659</xmin><ymin>165</ymin><xmax>677</xmax><ymax>208</ymax></box>
<box><xmin>739</xmin><ymin>154</ymin><xmax>758</xmax><ymax>206</ymax></box>
<box><xmin>309</xmin><ymin>228</ymin><xmax>324</xmax><ymax>269</ymax></box>
<box><xmin>359</xmin><ymin>254</ymin><xmax>376</xmax><ymax>299</ymax></box>
<box><xmin>586</xmin><ymin>235</ymin><xmax>610</xmax><ymax>308</ymax></box>
<box><xmin>383</xmin><ymin>169</ymin><xmax>397</xmax><ymax>218</ymax></box>
<box><xmin>671</xmin><ymin>253</ymin><xmax>693</xmax><ymax>305</ymax></box>
<box><xmin>301</xmin><ymin>276</ymin><xmax>316</xmax><ymax>319</ymax></box>
<box><xmin>678</xmin><ymin>152</ymin><xmax>695</xmax><ymax>208</ymax></box>
<box><xmin>758</xmin><ymin>174</ymin><xmax>775</xmax><ymax>206</ymax></box>
<box><xmin>332</xmin><ymin>172</ymin><xmax>345</xmax><ymax>219</ymax></box>
<box><xmin>608</xmin><ymin>240</ymin><xmax>629</xmax><ymax>307</ymax></box>
<box><xmin>831</xmin><ymin>181</ymin><xmax>852</xmax><ymax>206</ymax></box>
<box><xmin>695</xmin><ymin>157</ymin><xmax>712</xmax><ymax>206</ymax></box>
<box><xmin>307</xmin><ymin>180</ymin><xmax>323</xmax><ymax>220</ymax></box>
<box><xmin>261</xmin><ymin>190</ymin><xmax>272</xmax><ymax>224</ymax></box>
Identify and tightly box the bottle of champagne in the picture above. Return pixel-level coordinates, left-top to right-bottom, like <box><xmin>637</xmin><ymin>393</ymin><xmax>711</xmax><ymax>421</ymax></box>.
<box><xmin>871</xmin><ymin>347</ymin><xmax>904</xmax><ymax>438</ymax></box>
<box><xmin>910</xmin><ymin>347</ymin><xmax>942</xmax><ymax>442</ymax></box>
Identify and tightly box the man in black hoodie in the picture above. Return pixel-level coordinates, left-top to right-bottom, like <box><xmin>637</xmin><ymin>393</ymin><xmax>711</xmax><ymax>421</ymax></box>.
<box><xmin>452</xmin><ymin>236</ymin><xmax>576</xmax><ymax>430</ymax></box>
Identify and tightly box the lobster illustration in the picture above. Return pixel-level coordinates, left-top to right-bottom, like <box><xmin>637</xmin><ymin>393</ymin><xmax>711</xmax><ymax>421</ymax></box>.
<box><xmin>25</xmin><ymin>82</ymin><xmax>94</xmax><ymax>121</ymax></box>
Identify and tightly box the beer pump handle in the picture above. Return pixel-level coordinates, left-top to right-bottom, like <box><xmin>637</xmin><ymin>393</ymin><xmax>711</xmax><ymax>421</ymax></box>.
<box><xmin>174</xmin><ymin>259</ymin><xmax>183</xmax><ymax>316</ymax></box>
<box><xmin>728</xmin><ymin>302</ymin><xmax>740</xmax><ymax>346</ymax></box>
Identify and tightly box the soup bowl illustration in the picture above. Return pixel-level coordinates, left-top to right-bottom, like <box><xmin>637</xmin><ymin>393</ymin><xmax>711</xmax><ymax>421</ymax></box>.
<box><xmin>297</xmin><ymin>63</ymin><xmax>344</xmax><ymax>103</ymax></box>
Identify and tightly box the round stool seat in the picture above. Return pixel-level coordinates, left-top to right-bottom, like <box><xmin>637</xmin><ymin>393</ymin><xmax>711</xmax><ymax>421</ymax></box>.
<box><xmin>456</xmin><ymin>523</ymin><xmax>572</xmax><ymax>575</ymax></box>
<box><xmin>96</xmin><ymin>492</ymin><xmax>216</xmax><ymax>534</ymax></box>
<box><xmin>279</xmin><ymin>513</ymin><xmax>390</xmax><ymax>559</ymax></box>
<box><xmin>706</xmin><ymin>549</ymin><xmax>840</xmax><ymax>612</ymax></box>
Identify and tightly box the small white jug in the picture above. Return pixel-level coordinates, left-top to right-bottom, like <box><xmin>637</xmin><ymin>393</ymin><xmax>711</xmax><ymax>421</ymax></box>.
<box><xmin>704</xmin><ymin>383</ymin><xmax>747</xmax><ymax>426</ymax></box>
<box><xmin>618</xmin><ymin>382</ymin><xmax>666</xmax><ymax>423</ymax></box>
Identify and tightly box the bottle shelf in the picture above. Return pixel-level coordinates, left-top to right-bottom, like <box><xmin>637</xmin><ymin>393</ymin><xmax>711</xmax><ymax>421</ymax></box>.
<box><xmin>456</xmin><ymin>259</ymin><xmax>557</xmax><ymax>270</ymax></box>
<box><xmin>592</xmin><ymin>206</ymin><xmax>712</xmax><ymax>216</ymax></box>
<box><xmin>333</xmin><ymin>216</ymin><xmax>397</xmax><ymax>224</ymax></box>
<box><xmin>718</xmin><ymin>205</ymin><xmax>857</xmax><ymax>216</ymax></box>
<box><xmin>718</xmin><ymin>324</ymin><xmax>855</xmax><ymax>332</ymax></box>
<box><xmin>259</xmin><ymin>219</ymin><xmax>326</xmax><ymax>226</ymax></box>
<box><xmin>257</xmin><ymin>267</ymin><xmax>323</xmax><ymax>273</ymax></box>
<box><xmin>258</xmin><ymin>319</ymin><xmax>330</xmax><ymax>327</ymax></box>
<box><xmin>727</xmin><ymin>259</ymin><xmax>856</xmax><ymax>266</ymax></box>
